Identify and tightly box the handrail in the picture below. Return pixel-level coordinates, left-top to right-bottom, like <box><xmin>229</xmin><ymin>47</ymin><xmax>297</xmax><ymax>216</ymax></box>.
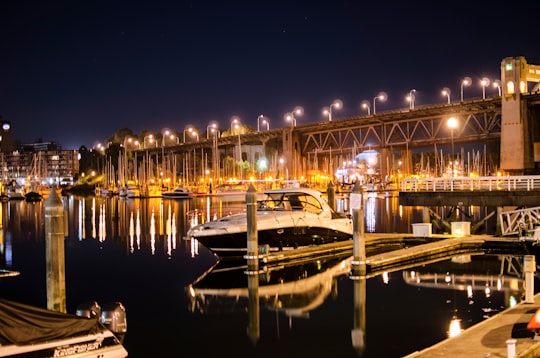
<box><xmin>400</xmin><ymin>175</ymin><xmax>540</xmax><ymax>192</ymax></box>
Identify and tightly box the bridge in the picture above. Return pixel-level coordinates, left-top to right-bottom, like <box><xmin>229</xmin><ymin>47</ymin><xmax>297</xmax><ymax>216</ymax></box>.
<box><xmin>132</xmin><ymin>56</ymin><xmax>540</xmax><ymax>186</ymax></box>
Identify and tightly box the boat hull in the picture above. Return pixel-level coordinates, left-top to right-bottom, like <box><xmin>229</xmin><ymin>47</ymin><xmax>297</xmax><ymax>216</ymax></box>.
<box><xmin>194</xmin><ymin>226</ymin><xmax>353</xmax><ymax>258</ymax></box>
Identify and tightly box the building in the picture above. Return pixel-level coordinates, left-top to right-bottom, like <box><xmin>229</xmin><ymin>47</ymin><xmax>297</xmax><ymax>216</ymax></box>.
<box><xmin>1</xmin><ymin>140</ymin><xmax>79</xmax><ymax>186</ymax></box>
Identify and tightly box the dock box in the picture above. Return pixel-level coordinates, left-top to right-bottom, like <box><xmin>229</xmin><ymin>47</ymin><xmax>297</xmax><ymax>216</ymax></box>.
<box><xmin>412</xmin><ymin>223</ymin><xmax>432</xmax><ymax>237</ymax></box>
<box><xmin>451</xmin><ymin>221</ymin><xmax>471</xmax><ymax>237</ymax></box>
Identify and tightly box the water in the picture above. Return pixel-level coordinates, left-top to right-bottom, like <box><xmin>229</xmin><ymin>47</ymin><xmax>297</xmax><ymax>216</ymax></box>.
<box><xmin>0</xmin><ymin>193</ymin><xmax>536</xmax><ymax>357</ymax></box>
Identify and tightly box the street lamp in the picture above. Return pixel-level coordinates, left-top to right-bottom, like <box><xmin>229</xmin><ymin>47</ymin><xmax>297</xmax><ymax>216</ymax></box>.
<box><xmin>460</xmin><ymin>77</ymin><xmax>471</xmax><ymax>101</ymax></box>
<box><xmin>207</xmin><ymin>122</ymin><xmax>220</xmax><ymax>139</ymax></box>
<box><xmin>183</xmin><ymin>127</ymin><xmax>198</xmax><ymax>143</ymax></box>
<box><xmin>322</xmin><ymin>99</ymin><xmax>343</xmax><ymax>121</ymax></box>
<box><xmin>360</xmin><ymin>100</ymin><xmax>371</xmax><ymax>115</ymax></box>
<box><xmin>406</xmin><ymin>89</ymin><xmax>416</xmax><ymax>109</ymax></box>
<box><xmin>257</xmin><ymin>115</ymin><xmax>269</xmax><ymax>132</ymax></box>
<box><xmin>230</xmin><ymin>116</ymin><xmax>242</xmax><ymax>179</ymax></box>
<box><xmin>284</xmin><ymin>106</ymin><xmax>304</xmax><ymax>127</ymax></box>
<box><xmin>143</xmin><ymin>134</ymin><xmax>158</xmax><ymax>148</ymax></box>
<box><xmin>493</xmin><ymin>80</ymin><xmax>502</xmax><ymax>96</ymax></box>
<box><xmin>230</xmin><ymin>116</ymin><xmax>240</xmax><ymax>134</ymax></box>
<box><xmin>441</xmin><ymin>87</ymin><xmax>451</xmax><ymax>104</ymax></box>
<box><xmin>481</xmin><ymin>77</ymin><xmax>491</xmax><ymax>99</ymax></box>
<box><xmin>373</xmin><ymin>92</ymin><xmax>387</xmax><ymax>114</ymax></box>
<box><xmin>447</xmin><ymin>117</ymin><xmax>458</xmax><ymax>177</ymax></box>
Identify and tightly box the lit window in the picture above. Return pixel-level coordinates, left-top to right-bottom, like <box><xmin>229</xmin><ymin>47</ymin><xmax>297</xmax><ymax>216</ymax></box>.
<box><xmin>507</xmin><ymin>81</ymin><xmax>515</xmax><ymax>95</ymax></box>
<box><xmin>520</xmin><ymin>80</ymin><xmax>527</xmax><ymax>93</ymax></box>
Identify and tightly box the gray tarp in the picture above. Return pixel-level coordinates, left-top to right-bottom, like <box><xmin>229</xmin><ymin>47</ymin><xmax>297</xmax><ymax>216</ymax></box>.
<box><xmin>0</xmin><ymin>298</ymin><xmax>102</xmax><ymax>345</ymax></box>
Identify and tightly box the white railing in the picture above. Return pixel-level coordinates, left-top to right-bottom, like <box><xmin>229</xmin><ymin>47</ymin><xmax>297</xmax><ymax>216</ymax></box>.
<box><xmin>499</xmin><ymin>206</ymin><xmax>540</xmax><ymax>236</ymax></box>
<box><xmin>401</xmin><ymin>175</ymin><xmax>540</xmax><ymax>192</ymax></box>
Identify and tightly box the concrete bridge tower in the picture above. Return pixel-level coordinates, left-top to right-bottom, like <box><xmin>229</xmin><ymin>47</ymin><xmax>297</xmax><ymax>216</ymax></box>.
<box><xmin>500</xmin><ymin>56</ymin><xmax>540</xmax><ymax>174</ymax></box>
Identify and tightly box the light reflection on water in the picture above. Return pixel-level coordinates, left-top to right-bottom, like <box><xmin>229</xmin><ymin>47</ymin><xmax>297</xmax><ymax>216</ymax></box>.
<box><xmin>0</xmin><ymin>193</ymin><xmax>532</xmax><ymax>358</ymax></box>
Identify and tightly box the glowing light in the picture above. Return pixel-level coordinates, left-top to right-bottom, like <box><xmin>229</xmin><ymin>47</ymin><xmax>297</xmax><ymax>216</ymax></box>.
<box><xmin>448</xmin><ymin>316</ymin><xmax>463</xmax><ymax>338</ymax></box>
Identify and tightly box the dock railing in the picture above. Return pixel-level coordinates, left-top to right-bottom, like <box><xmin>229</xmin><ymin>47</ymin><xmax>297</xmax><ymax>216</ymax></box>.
<box><xmin>499</xmin><ymin>206</ymin><xmax>540</xmax><ymax>236</ymax></box>
<box><xmin>401</xmin><ymin>175</ymin><xmax>540</xmax><ymax>192</ymax></box>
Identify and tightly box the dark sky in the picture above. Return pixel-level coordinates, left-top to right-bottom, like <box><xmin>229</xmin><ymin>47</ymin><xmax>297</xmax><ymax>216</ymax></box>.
<box><xmin>2</xmin><ymin>1</ymin><xmax>540</xmax><ymax>149</ymax></box>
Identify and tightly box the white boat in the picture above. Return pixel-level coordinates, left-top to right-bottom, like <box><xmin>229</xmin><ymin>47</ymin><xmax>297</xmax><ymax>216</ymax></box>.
<box><xmin>6</xmin><ymin>186</ymin><xmax>25</xmax><ymax>200</ymax></box>
<box><xmin>162</xmin><ymin>186</ymin><xmax>192</xmax><ymax>199</ymax></box>
<box><xmin>187</xmin><ymin>187</ymin><xmax>353</xmax><ymax>258</ymax></box>
<box><xmin>0</xmin><ymin>298</ymin><xmax>128</xmax><ymax>358</ymax></box>
<box><xmin>125</xmin><ymin>182</ymin><xmax>141</xmax><ymax>198</ymax></box>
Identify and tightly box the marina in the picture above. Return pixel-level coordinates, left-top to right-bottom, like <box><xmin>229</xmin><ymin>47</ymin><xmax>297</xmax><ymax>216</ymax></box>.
<box><xmin>2</xmin><ymin>190</ymin><xmax>540</xmax><ymax>357</ymax></box>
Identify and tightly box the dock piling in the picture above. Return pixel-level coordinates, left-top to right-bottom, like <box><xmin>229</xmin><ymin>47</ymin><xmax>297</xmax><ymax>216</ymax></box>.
<box><xmin>524</xmin><ymin>255</ymin><xmax>536</xmax><ymax>303</ymax></box>
<box><xmin>350</xmin><ymin>182</ymin><xmax>366</xmax><ymax>278</ymax></box>
<box><xmin>45</xmin><ymin>187</ymin><xmax>67</xmax><ymax>313</ymax></box>
<box><xmin>245</xmin><ymin>184</ymin><xmax>258</xmax><ymax>260</ymax></box>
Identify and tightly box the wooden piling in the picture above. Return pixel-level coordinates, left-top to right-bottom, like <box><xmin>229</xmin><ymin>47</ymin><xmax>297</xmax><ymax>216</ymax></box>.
<box><xmin>245</xmin><ymin>184</ymin><xmax>258</xmax><ymax>259</ymax></box>
<box><xmin>327</xmin><ymin>180</ymin><xmax>336</xmax><ymax>211</ymax></box>
<box><xmin>350</xmin><ymin>182</ymin><xmax>366</xmax><ymax>278</ymax></box>
<box><xmin>45</xmin><ymin>187</ymin><xmax>66</xmax><ymax>312</ymax></box>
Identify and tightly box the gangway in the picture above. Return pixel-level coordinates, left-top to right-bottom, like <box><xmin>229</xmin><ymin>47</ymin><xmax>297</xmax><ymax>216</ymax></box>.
<box><xmin>499</xmin><ymin>206</ymin><xmax>540</xmax><ymax>236</ymax></box>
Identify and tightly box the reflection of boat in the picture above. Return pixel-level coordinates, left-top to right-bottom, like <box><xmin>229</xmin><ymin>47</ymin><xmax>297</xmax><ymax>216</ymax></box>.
<box><xmin>162</xmin><ymin>186</ymin><xmax>192</xmax><ymax>199</ymax></box>
<box><xmin>0</xmin><ymin>298</ymin><xmax>128</xmax><ymax>357</ymax></box>
<box><xmin>186</xmin><ymin>253</ymin><xmax>352</xmax><ymax>316</ymax></box>
<box><xmin>187</xmin><ymin>187</ymin><xmax>353</xmax><ymax>258</ymax></box>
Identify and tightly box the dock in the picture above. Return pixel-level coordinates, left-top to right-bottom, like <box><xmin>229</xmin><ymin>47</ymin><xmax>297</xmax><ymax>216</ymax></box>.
<box><xmin>253</xmin><ymin>233</ymin><xmax>540</xmax><ymax>357</ymax></box>
<box><xmin>405</xmin><ymin>292</ymin><xmax>540</xmax><ymax>358</ymax></box>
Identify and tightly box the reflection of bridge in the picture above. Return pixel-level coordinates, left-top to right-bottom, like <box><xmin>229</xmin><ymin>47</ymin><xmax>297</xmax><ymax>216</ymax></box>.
<box><xmin>138</xmin><ymin>56</ymin><xmax>540</xmax><ymax>183</ymax></box>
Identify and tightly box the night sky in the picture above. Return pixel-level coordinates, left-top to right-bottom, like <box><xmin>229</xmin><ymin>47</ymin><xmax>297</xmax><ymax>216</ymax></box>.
<box><xmin>2</xmin><ymin>1</ymin><xmax>540</xmax><ymax>149</ymax></box>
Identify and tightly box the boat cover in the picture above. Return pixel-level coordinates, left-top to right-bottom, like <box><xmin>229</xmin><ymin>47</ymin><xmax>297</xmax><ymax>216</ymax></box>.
<box><xmin>0</xmin><ymin>298</ymin><xmax>103</xmax><ymax>345</ymax></box>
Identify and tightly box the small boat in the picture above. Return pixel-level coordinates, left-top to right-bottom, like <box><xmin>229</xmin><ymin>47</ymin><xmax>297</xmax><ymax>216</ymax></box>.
<box><xmin>125</xmin><ymin>182</ymin><xmax>141</xmax><ymax>198</ymax></box>
<box><xmin>0</xmin><ymin>298</ymin><xmax>128</xmax><ymax>358</ymax></box>
<box><xmin>187</xmin><ymin>187</ymin><xmax>353</xmax><ymax>258</ymax></box>
<box><xmin>5</xmin><ymin>186</ymin><xmax>25</xmax><ymax>200</ymax></box>
<box><xmin>24</xmin><ymin>191</ymin><xmax>42</xmax><ymax>202</ymax></box>
<box><xmin>162</xmin><ymin>186</ymin><xmax>192</xmax><ymax>199</ymax></box>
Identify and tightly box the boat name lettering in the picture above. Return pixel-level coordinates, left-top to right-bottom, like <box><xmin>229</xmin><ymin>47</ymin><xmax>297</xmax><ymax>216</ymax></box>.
<box><xmin>53</xmin><ymin>339</ymin><xmax>103</xmax><ymax>357</ymax></box>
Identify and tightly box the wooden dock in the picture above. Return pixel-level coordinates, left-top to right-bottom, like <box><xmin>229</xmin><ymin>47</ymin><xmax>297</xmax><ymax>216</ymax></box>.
<box><xmin>255</xmin><ymin>233</ymin><xmax>540</xmax><ymax>357</ymax></box>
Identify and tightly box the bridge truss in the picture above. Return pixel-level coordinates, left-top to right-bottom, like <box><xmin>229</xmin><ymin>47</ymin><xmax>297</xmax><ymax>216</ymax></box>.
<box><xmin>298</xmin><ymin>98</ymin><xmax>502</xmax><ymax>156</ymax></box>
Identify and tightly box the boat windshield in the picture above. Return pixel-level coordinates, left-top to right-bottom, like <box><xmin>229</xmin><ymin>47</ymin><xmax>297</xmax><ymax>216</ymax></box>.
<box><xmin>258</xmin><ymin>192</ymin><xmax>322</xmax><ymax>214</ymax></box>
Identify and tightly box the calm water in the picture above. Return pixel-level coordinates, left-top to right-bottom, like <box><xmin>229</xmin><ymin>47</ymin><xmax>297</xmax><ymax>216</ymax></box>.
<box><xmin>0</xmin><ymin>193</ymin><xmax>537</xmax><ymax>357</ymax></box>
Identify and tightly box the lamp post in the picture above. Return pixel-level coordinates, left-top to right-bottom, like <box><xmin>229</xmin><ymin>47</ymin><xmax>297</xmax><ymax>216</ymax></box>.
<box><xmin>143</xmin><ymin>134</ymin><xmax>158</xmax><ymax>149</ymax></box>
<box><xmin>257</xmin><ymin>115</ymin><xmax>268</xmax><ymax>132</ymax></box>
<box><xmin>183</xmin><ymin>127</ymin><xmax>198</xmax><ymax>143</ymax></box>
<box><xmin>360</xmin><ymin>100</ymin><xmax>371</xmax><ymax>115</ymax></box>
<box><xmin>447</xmin><ymin>117</ymin><xmax>458</xmax><ymax>177</ymax></box>
<box><xmin>373</xmin><ymin>92</ymin><xmax>387</xmax><ymax>114</ymax></box>
<box><xmin>481</xmin><ymin>77</ymin><xmax>491</xmax><ymax>99</ymax></box>
<box><xmin>284</xmin><ymin>106</ymin><xmax>303</xmax><ymax>127</ymax></box>
<box><xmin>322</xmin><ymin>99</ymin><xmax>343</xmax><ymax>121</ymax></box>
<box><xmin>230</xmin><ymin>116</ymin><xmax>242</xmax><ymax>179</ymax></box>
<box><xmin>442</xmin><ymin>88</ymin><xmax>451</xmax><ymax>104</ymax></box>
<box><xmin>493</xmin><ymin>80</ymin><xmax>502</xmax><ymax>96</ymax></box>
<box><xmin>406</xmin><ymin>89</ymin><xmax>416</xmax><ymax>109</ymax></box>
<box><xmin>460</xmin><ymin>77</ymin><xmax>471</xmax><ymax>101</ymax></box>
<box><xmin>123</xmin><ymin>136</ymin><xmax>140</xmax><ymax>186</ymax></box>
<box><xmin>207</xmin><ymin>122</ymin><xmax>220</xmax><ymax>183</ymax></box>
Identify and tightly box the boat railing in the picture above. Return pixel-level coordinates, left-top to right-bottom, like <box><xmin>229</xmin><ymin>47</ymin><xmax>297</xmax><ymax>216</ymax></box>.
<box><xmin>186</xmin><ymin>207</ymin><xmax>247</xmax><ymax>227</ymax></box>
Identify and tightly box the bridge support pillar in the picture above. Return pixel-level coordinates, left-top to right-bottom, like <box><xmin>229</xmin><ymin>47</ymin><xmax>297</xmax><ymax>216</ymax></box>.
<box><xmin>500</xmin><ymin>56</ymin><xmax>537</xmax><ymax>174</ymax></box>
